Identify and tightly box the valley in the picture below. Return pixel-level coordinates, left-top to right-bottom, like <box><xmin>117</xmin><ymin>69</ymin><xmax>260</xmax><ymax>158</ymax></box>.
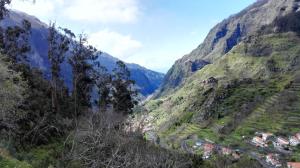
<box><xmin>1</xmin><ymin>0</ymin><xmax>300</xmax><ymax>167</ymax></box>
<box><xmin>137</xmin><ymin>1</ymin><xmax>300</xmax><ymax>165</ymax></box>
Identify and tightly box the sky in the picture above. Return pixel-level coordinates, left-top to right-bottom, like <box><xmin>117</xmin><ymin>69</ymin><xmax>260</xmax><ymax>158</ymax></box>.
<box><xmin>9</xmin><ymin>0</ymin><xmax>256</xmax><ymax>73</ymax></box>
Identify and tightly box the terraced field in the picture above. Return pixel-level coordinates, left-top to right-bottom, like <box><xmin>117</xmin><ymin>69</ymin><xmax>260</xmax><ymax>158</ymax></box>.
<box><xmin>236</xmin><ymin>93</ymin><xmax>282</xmax><ymax>134</ymax></box>
<box><xmin>282</xmin><ymin>82</ymin><xmax>300</xmax><ymax>131</ymax></box>
<box><xmin>161</xmin><ymin>124</ymin><xmax>201</xmax><ymax>148</ymax></box>
<box><xmin>226</xmin><ymin>74</ymin><xmax>300</xmax><ymax>145</ymax></box>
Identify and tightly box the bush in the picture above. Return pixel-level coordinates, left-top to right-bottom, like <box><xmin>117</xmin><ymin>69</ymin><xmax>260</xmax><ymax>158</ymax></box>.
<box><xmin>67</xmin><ymin>113</ymin><xmax>195</xmax><ymax>168</ymax></box>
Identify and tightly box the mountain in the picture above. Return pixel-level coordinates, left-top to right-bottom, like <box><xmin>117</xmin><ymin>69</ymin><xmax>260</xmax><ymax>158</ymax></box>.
<box><xmin>140</xmin><ymin>0</ymin><xmax>300</xmax><ymax>163</ymax></box>
<box><xmin>1</xmin><ymin>10</ymin><xmax>164</xmax><ymax>96</ymax></box>
<box><xmin>157</xmin><ymin>0</ymin><xmax>299</xmax><ymax>97</ymax></box>
<box><xmin>98</xmin><ymin>53</ymin><xmax>164</xmax><ymax>95</ymax></box>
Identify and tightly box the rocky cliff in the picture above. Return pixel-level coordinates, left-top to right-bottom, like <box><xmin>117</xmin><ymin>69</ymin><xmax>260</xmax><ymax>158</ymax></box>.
<box><xmin>158</xmin><ymin>0</ymin><xmax>300</xmax><ymax>97</ymax></box>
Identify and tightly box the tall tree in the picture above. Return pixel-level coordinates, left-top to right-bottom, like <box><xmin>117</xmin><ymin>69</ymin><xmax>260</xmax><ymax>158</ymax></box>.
<box><xmin>69</xmin><ymin>33</ymin><xmax>97</xmax><ymax>118</ymax></box>
<box><xmin>47</xmin><ymin>22</ymin><xmax>73</xmax><ymax>114</ymax></box>
<box><xmin>0</xmin><ymin>0</ymin><xmax>11</xmax><ymax>50</ymax></box>
<box><xmin>0</xmin><ymin>0</ymin><xmax>11</xmax><ymax>20</ymax></box>
<box><xmin>112</xmin><ymin>61</ymin><xmax>138</xmax><ymax>115</ymax></box>
<box><xmin>1</xmin><ymin>20</ymin><xmax>31</xmax><ymax>64</ymax></box>
<box><xmin>92</xmin><ymin>61</ymin><xmax>112</xmax><ymax>112</ymax></box>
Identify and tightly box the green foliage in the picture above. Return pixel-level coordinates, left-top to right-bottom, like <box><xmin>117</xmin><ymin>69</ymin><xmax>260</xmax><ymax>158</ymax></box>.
<box><xmin>0</xmin><ymin>55</ymin><xmax>28</xmax><ymax>145</ymax></box>
<box><xmin>144</xmin><ymin>33</ymin><xmax>300</xmax><ymax>150</ymax></box>
<box><xmin>68</xmin><ymin>33</ymin><xmax>97</xmax><ymax>115</ymax></box>
<box><xmin>1</xmin><ymin>19</ymin><xmax>31</xmax><ymax>63</ymax></box>
<box><xmin>16</xmin><ymin>142</ymin><xmax>64</xmax><ymax>168</ymax></box>
<box><xmin>112</xmin><ymin>61</ymin><xmax>138</xmax><ymax>115</ymax></box>
<box><xmin>0</xmin><ymin>157</ymin><xmax>32</xmax><ymax>168</ymax></box>
<box><xmin>0</xmin><ymin>147</ymin><xmax>32</xmax><ymax>168</ymax></box>
<box><xmin>48</xmin><ymin>22</ymin><xmax>72</xmax><ymax>114</ymax></box>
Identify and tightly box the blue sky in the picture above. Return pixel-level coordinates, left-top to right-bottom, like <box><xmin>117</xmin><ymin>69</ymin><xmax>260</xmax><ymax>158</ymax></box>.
<box><xmin>10</xmin><ymin>0</ymin><xmax>256</xmax><ymax>73</ymax></box>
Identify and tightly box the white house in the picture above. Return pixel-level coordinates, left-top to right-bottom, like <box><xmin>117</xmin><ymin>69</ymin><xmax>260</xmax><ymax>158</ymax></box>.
<box><xmin>252</xmin><ymin>136</ymin><xmax>267</xmax><ymax>147</ymax></box>
<box><xmin>289</xmin><ymin>136</ymin><xmax>300</xmax><ymax>146</ymax></box>
<box><xmin>277</xmin><ymin>137</ymin><xmax>289</xmax><ymax>146</ymax></box>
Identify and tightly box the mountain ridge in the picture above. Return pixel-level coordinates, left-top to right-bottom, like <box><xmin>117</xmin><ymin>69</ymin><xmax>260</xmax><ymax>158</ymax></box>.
<box><xmin>139</xmin><ymin>0</ymin><xmax>300</xmax><ymax>163</ymax></box>
<box><xmin>157</xmin><ymin>0</ymin><xmax>299</xmax><ymax>97</ymax></box>
<box><xmin>1</xmin><ymin>10</ymin><xmax>164</xmax><ymax>96</ymax></box>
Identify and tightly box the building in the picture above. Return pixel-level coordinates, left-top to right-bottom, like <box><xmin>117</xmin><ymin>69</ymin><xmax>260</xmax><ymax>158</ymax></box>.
<box><xmin>296</xmin><ymin>133</ymin><xmax>300</xmax><ymax>140</ymax></box>
<box><xmin>262</xmin><ymin>133</ymin><xmax>273</xmax><ymax>141</ymax></box>
<box><xmin>202</xmin><ymin>143</ymin><xmax>215</xmax><ymax>159</ymax></box>
<box><xmin>287</xmin><ymin>162</ymin><xmax>300</xmax><ymax>168</ymax></box>
<box><xmin>266</xmin><ymin>154</ymin><xmax>282</xmax><ymax>168</ymax></box>
<box><xmin>195</xmin><ymin>141</ymin><xmax>203</xmax><ymax>147</ymax></box>
<box><xmin>252</xmin><ymin>136</ymin><xmax>267</xmax><ymax>147</ymax></box>
<box><xmin>232</xmin><ymin>151</ymin><xmax>241</xmax><ymax>160</ymax></box>
<box><xmin>221</xmin><ymin>147</ymin><xmax>232</xmax><ymax>155</ymax></box>
<box><xmin>277</xmin><ymin>137</ymin><xmax>290</xmax><ymax>146</ymax></box>
<box><xmin>289</xmin><ymin>136</ymin><xmax>300</xmax><ymax>146</ymax></box>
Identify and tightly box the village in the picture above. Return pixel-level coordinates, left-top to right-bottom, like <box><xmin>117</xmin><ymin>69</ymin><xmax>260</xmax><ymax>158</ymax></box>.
<box><xmin>250</xmin><ymin>131</ymin><xmax>300</xmax><ymax>168</ymax></box>
<box><xmin>182</xmin><ymin>131</ymin><xmax>300</xmax><ymax>168</ymax></box>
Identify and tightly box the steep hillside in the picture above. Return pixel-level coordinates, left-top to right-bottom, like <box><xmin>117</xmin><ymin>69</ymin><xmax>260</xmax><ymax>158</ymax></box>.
<box><xmin>1</xmin><ymin>10</ymin><xmax>164</xmax><ymax>96</ymax></box>
<box><xmin>141</xmin><ymin>32</ymin><xmax>300</xmax><ymax>161</ymax></box>
<box><xmin>158</xmin><ymin>0</ymin><xmax>300</xmax><ymax>97</ymax></box>
<box><xmin>98</xmin><ymin>53</ymin><xmax>164</xmax><ymax>95</ymax></box>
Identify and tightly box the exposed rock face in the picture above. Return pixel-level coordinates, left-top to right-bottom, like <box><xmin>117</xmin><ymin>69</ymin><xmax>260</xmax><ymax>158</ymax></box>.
<box><xmin>203</xmin><ymin>77</ymin><xmax>218</xmax><ymax>85</ymax></box>
<box><xmin>158</xmin><ymin>0</ymin><xmax>299</xmax><ymax>97</ymax></box>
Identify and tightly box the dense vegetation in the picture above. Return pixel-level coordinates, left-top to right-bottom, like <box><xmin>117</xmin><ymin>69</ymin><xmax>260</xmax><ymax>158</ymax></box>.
<box><xmin>0</xmin><ymin>1</ymin><xmax>200</xmax><ymax>167</ymax></box>
<box><xmin>142</xmin><ymin>31</ymin><xmax>300</xmax><ymax>162</ymax></box>
<box><xmin>1</xmin><ymin>0</ymin><xmax>300</xmax><ymax>167</ymax></box>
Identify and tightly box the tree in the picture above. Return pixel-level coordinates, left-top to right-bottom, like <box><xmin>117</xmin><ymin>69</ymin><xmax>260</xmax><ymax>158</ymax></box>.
<box><xmin>0</xmin><ymin>0</ymin><xmax>11</xmax><ymax>51</ymax></box>
<box><xmin>0</xmin><ymin>0</ymin><xmax>11</xmax><ymax>20</ymax></box>
<box><xmin>0</xmin><ymin>54</ymin><xmax>28</xmax><ymax>146</ymax></box>
<box><xmin>111</xmin><ymin>61</ymin><xmax>138</xmax><ymax>115</ymax></box>
<box><xmin>0</xmin><ymin>0</ymin><xmax>37</xmax><ymax>21</ymax></box>
<box><xmin>1</xmin><ymin>19</ymin><xmax>31</xmax><ymax>64</ymax></box>
<box><xmin>92</xmin><ymin>61</ymin><xmax>112</xmax><ymax>112</ymax></box>
<box><xmin>68</xmin><ymin>33</ymin><xmax>97</xmax><ymax>118</ymax></box>
<box><xmin>47</xmin><ymin>22</ymin><xmax>73</xmax><ymax>114</ymax></box>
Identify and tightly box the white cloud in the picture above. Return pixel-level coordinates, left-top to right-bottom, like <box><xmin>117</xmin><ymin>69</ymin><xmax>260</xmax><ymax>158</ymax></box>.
<box><xmin>63</xmin><ymin>0</ymin><xmax>140</xmax><ymax>23</ymax></box>
<box><xmin>89</xmin><ymin>29</ymin><xmax>142</xmax><ymax>59</ymax></box>
<box><xmin>10</xmin><ymin>0</ymin><xmax>140</xmax><ymax>24</ymax></box>
<box><xmin>9</xmin><ymin>0</ymin><xmax>64</xmax><ymax>18</ymax></box>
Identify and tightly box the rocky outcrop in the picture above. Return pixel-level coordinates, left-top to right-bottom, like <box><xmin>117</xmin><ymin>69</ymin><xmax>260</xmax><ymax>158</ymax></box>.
<box><xmin>157</xmin><ymin>0</ymin><xmax>300</xmax><ymax>97</ymax></box>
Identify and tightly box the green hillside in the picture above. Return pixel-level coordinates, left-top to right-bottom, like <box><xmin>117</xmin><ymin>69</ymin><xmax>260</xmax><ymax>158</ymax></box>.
<box><xmin>143</xmin><ymin>33</ymin><xmax>300</xmax><ymax>160</ymax></box>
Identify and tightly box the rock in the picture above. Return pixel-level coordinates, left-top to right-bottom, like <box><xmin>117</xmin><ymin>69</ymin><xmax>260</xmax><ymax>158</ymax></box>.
<box><xmin>158</xmin><ymin>0</ymin><xmax>298</xmax><ymax>97</ymax></box>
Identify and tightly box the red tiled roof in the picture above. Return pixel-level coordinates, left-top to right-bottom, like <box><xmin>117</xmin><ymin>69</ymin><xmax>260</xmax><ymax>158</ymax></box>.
<box><xmin>204</xmin><ymin>144</ymin><xmax>214</xmax><ymax>151</ymax></box>
<box><xmin>288</xmin><ymin>162</ymin><xmax>300</xmax><ymax>168</ymax></box>
<box><xmin>296</xmin><ymin>133</ymin><xmax>300</xmax><ymax>140</ymax></box>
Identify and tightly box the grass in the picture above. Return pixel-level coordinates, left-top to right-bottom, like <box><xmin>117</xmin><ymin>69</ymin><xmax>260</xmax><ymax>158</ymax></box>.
<box><xmin>0</xmin><ymin>148</ymin><xmax>32</xmax><ymax>168</ymax></box>
<box><xmin>0</xmin><ymin>140</ymin><xmax>67</xmax><ymax>168</ymax></box>
<box><xmin>0</xmin><ymin>157</ymin><xmax>32</xmax><ymax>168</ymax></box>
<box><xmin>16</xmin><ymin>142</ymin><xmax>65</xmax><ymax>168</ymax></box>
<box><xmin>291</xmin><ymin>147</ymin><xmax>300</xmax><ymax>162</ymax></box>
<box><xmin>143</xmin><ymin>33</ymin><xmax>300</xmax><ymax>150</ymax></box>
